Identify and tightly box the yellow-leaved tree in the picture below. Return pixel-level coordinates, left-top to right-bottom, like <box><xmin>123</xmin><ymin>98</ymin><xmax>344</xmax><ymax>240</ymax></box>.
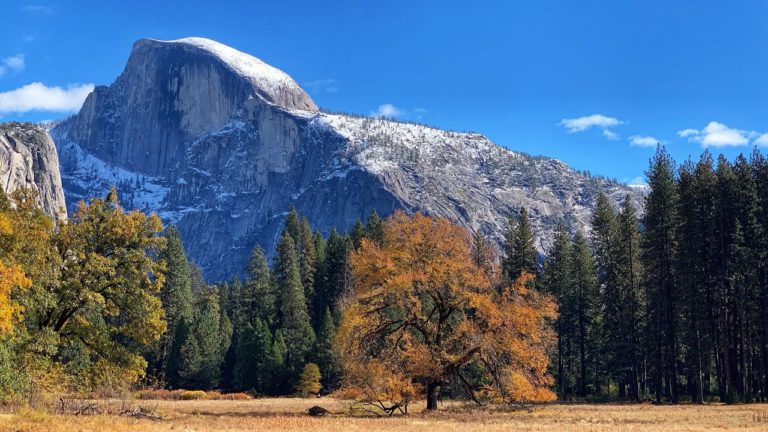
<box><xmin>0</xmin><ymin>187</ymin><xmax>167</xmax><ymax>399</ymax></box>
<box><xmin>0</xmin><ymin>211</ymin><xmax>31</xmax><ymax>335</ymax></box>
<box><xmin>335</xmin><ymin>212</ymin><xmax>557</xmax><ymax>413</ymax></box>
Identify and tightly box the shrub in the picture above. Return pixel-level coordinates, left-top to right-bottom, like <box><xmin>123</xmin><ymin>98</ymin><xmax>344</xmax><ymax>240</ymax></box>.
<box><xmin>179</xmin><ymin>390</ymin><xmax>207</xmax><ymax>400</ymax></box>
<box><xmin>218</xmin><ymin>392</ymin><xmax>252</xmax><ymax>400</ymax></box>
<box><xmin>297</xmin><ymin>363</ymin><xmax>322</xmax><ymax>397</ymax></box>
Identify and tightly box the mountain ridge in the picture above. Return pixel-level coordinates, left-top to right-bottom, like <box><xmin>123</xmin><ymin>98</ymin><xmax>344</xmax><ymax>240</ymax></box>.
<box><xmin>50</xmin><ymin>37</ymin><xmax>643</xmax><ymax>280</ymax></box>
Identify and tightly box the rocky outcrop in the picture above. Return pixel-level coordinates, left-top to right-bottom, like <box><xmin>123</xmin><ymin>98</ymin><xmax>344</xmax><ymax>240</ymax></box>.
<box><xmin>52</xmin><ymin>37</ymin><xmax>642</xmax><ymax>281</ymax></box>
<box><xmin>0</xmin><ymin>122</ymin><xmax>67</xmax><ymax>220</ymax></box>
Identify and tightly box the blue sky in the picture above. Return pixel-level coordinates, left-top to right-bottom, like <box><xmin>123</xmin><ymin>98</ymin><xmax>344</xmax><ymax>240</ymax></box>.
<box><xmin>1</xmin><ymin>0</ymin><xmax>767</xmax><ymax>184</ymax></box>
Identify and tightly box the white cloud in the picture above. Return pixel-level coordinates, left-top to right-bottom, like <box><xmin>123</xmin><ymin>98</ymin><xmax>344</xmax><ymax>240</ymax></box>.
<box><xmin>629</xmin><ymin>135</ymin><xmax>660</xmax><ymax>147</ymax></box>
<box><xmin>0</xmin><ymin>55</ymin><xmax>26</xmax><ymax>77</ymax></box>
<box><xmin>754</xmin><ymin>133</ymin><xmax>768</xmax><ymax>147</ymax></box>
<box><xmin>677</xmin><ymin>121</ymin><xmax>754</xmax><ymax>147</ymax></box>
<box><xmin>304</xmin><ymin>78</ymin><xmax>339</xmax><ymax>93</ymax></box>
<box><xmin>374</xmin><ymin>103</ymin><xmax>403</xmax><ymax>118</ymax></box>
<box><xmin>559</xmin><ymin>114</ymin><xmax>623</xmax><ymax>133</ymax></box>
<box><xmin>677</xmin><ymin>128</ymin><xmax>699</xmax><ymax>138</ymax></box>
<box><xmin>0</xmin><ymin>82</ymin><xmax>94</xmax><ymax>114</ymax></box>
<box><xmin>602</xmin><ymin>129</ymin><xmax>620</xmax><ymax>140</ymax></box>
<box><xmin>22</xmin><ymin>4</ymin><xmax>54</xmax><ymax>14</ymax></box>
<box><xmin>371</xmin><ymin>104</ymin><xmax>427</xmax><ymax>120</ymax></box>
<box><xmin>626</xmin><ymin>176</ymin><xmax>647</xmax><ymax>187</ymax></box>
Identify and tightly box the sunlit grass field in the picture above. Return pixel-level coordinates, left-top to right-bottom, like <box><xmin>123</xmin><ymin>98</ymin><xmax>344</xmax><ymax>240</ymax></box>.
<box><xmin>2</xmin><ymin>397</ymin><xmax>768</xmax><ymax>431</ymax></box>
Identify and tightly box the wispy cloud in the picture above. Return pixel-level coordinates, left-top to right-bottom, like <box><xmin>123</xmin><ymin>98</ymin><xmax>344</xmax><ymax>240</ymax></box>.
<box><xmin>0</xmin><ymin>82</ymin><xmax>94</xmax><ymax>114</ymax></box>
<box><xmin>629</xmin><ymin>135</ymin><xmax>660</xmax><ymax>148</ymax></box>
<box><xmin>304</xmin><ymin>78</ymin><xmax>339</xmax><ymax>93</ymax></box>
<box><xmin>372</xmin><ymin>104</ymin><xmax>426</xmax><ymax>119</ymax></box>
<box><xmin>626</xmin><ymin>176</ymin><xmax>647</xmax><ymax>187</ymax></box>
<box><xmin>559</xmin><ymin>113</ymin><xmax>623</xmax><ymax>140</ymax></box>
<box><xmin>602</xmin><ymin>129</ymin><xmax>619</xmax><ymax>140</ymax></box>
<box><xmin>559</xmin><ymin>114</ymin><xmax>622</xmax><ymax>133</ymax></box>
<box><xmin>21</xmin><ymin>4</ymin><xmax>54</xmax><ymax>14</ymax></box>
<box><xmin>0</xmin><ymin>55</ymin><xmax>26</xmax><ymax>77</ymax></box>
<box><xmin>755</xmin><ymin>133</ymin><xmax>768</xmax><ymax>147</ymax></box>
<box><xmin>374</xmin><ymin>104</ymin><xmax>402</xmax><ymax>117</ymax></box>
<box><xmin>677</xmin><ymin>121</ymin><xmax>758</xmax><ymax>147</ymax></box>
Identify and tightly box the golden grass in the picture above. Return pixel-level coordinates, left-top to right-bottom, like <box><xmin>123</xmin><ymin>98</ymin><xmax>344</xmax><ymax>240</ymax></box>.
<box><xmin>2</xmin><ymin>397</ymin><xmax>768</xmax><ymax>431</ymax></box>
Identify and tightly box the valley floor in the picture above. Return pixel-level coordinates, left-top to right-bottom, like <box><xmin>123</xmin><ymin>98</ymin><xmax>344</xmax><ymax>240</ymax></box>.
<box><xmin>2</xmin><ymin>397</ymin><xmax>767</xmax><ymax>431</ymax></box>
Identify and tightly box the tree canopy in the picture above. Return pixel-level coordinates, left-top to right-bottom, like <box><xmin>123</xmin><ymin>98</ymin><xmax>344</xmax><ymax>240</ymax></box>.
<box><xmin>336</xmin><ymin>211</ymin><xmax>556</xmax><ymax>412</ymax></box>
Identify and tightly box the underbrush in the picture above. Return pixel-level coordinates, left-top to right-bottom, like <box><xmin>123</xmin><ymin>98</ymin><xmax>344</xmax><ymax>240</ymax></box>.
<box><xmin>135</xmin><ymin>388</ymin><xmax>252</xmax><ymax>401</ymax></box>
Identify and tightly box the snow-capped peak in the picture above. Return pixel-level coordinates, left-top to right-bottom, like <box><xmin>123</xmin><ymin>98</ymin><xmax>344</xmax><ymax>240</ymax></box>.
<box><xmin>140</xmin><ymin>37</ymin><xmax>317</xmax><ymax>111</ymax></box>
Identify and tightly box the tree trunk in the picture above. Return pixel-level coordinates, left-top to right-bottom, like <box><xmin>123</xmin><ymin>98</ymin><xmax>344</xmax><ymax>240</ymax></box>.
<box><xmin>426</xmin><ymin>381</ymin><xmax>440</xmax><ymax>410</ymax></box>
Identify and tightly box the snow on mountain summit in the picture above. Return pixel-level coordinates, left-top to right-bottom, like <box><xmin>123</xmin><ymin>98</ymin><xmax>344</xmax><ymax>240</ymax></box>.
<box><xmin>53</xmin><ymin>36</ymin><xmax>643</xmax><ymax>280</ymax></box>
<box><xmin>135</xmin><ymin>37</ymin><xmax>318</xmax><ymax>111</ymax></box>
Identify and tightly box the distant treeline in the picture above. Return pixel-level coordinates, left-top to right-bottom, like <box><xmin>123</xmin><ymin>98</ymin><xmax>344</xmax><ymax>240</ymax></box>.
<box><xmin>542</xmin><ymin>146</ymin><xmax>768</xmax><ymax>403</ymax></box>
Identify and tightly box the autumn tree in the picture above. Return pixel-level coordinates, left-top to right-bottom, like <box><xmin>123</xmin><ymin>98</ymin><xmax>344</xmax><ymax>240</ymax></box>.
<box><xmin>337</xmin><ymin>212</ymin><xmax>556</xmax><ymax>411</ymax></box>
<box><xmin>40</xmin><ymin>189</ymin><xmax>166</xmax><ymax>388</ymax></box>
<box><xmin>297</xmin><ymin>363</ymin><xmax>322</xmax><ymax>397</ymax></box>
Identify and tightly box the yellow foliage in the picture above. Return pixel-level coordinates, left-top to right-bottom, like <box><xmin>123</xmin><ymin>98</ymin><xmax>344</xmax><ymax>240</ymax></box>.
<box><xmin>180</xmin><ymin>390</ymin><xmax>208</xmax><ymax>400</ymax></box>
<box><xmin>0</xmin><ymin>261</ymin><xmax>30</xmax><ymax>335</ymax></box>
<box><xmin>337</xmin><ymin>211</ymin><xmax>557</xmax><ymax>409</ymax></box>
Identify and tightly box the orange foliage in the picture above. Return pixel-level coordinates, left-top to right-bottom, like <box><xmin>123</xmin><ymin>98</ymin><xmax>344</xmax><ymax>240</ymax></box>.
<box><xmin>336</xmin><ymin>212</ymin><xmax>557</xmax><ymax>409</ymax></box>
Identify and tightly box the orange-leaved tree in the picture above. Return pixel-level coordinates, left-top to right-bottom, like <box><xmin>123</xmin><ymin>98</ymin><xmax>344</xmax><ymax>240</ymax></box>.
<box><xmin>335</xmin><ymin>211</ymin><xmax>557</xmax><ymax>412</ymax></box>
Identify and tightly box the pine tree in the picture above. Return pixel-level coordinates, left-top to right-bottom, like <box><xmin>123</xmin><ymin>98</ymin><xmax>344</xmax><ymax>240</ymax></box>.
<box><xmin>297</xmin><ymin>217</ymin><xmax>317</xmax><ymax>311</ymax></box>
<box><xmin>616</xmin><ymin>194</ymin><xmax>644</xmax><ymax>401</ymax></box>
<box><xmin>315</xmin><ymin>307</ymin><xmax>341</xmax><ymax>390</ymax></box>
<box><xmin>543</xmin><ymin>223</ymin><xmax>574</xmax><ymax>397</ymax></box>
<box><xmin>470</xmin><ymin>228</ymin><xmax>494</xmax><ymax>277</ymax></box>
<box><xmin>283</xmin><ymin>207</ymin><xmax>301</xmax><ymax>246</ymax></box>
<box><xmin>243</xmin><ymin>246</ymin><xmax>274</xmax><ymax>327</ymax></box>
<box><xmin>320</xmin><ymin>229</ymin><xmax>352</xmax><ymax>319</ymax></box>
<box><xmin>234</xmin><ymin>319</ymin><xmax>275</xmax><ymax>393</ymax></box>
<box><xmin>642</xmin><ymin>145</ymin><xmax>680</xmax><ymax>403</ymax></box>
<box><xmin>185</xmin><ymin>287</ymin><xmax>230</xmax><ymax>389</ymax></box>
<box><xmin>365</xmin><ymin>209</ymin><xmax>384</xmax><ymax>245</ymax></box>
<box><xmin>590</xmin><ymin>193</ymin><xmax>620</xmax><ymax>394</ymax></box>
<box><xmin>271</xmin><ymin>329</ymin><xmax>289</xmax><ymax>394</ymax></box>
<box><xmin>224</xmin><ymin>276</ymin><xmax>243</xmax><ymax>326</ymax></box>
<box><xmin>503</xmin><ymin>207</ymin><xmax>537</xmax><ymax>283</ymax></box>
<box><xmin>178</xmin><ymin>326</ymin><xmax>202</xmax><ymax>389</ymax></box>
<box><xmin>350</xmin><ymin>220</ymin><xmax>366</xmax><ymax>250</ymax></box>
<box><xmin>165</xmin><ymin>316</ymin><xmax>190</xmax><ymax>389</ymax></box>
<box><xmin>153</xmin><ymin>226</ymin><xmax>193</xmax><ymax>381</ymax></box>
<box><xmin>751</xmin><ymin>149</ymin><xmax>768</xmax><ymax>400</ymax></box>
<box><xmin>715</xmin><ymin>154</ymin><xmax>738</xmax><ymax>402</ymax></box>
<box><xmin>160</xmin><ymin>226</ymin><xmax>193</xmax><ymax>332</ymax></box>
<box><xmin>678</xmin><ymin>159</ymin><xmax>708</xmax><ymax>403</ymax></box>
<box><xmin>731</xmin><ymin>154</ymin><xmax>761</xmax><ymax>401</ymax></box>
<box><xmin>189</xmin><ymin>263</ymin><xmax>207</xmax><ymax>294</ymax></box>
<box><xmin>570</xmin><ymin>232</ymin><xmax>600</xmax><ymax>397</ymax></box>
<box><xmin>273</xmin><ymin>233</ymin><xmax>316</xmax><ymax>385</ymax></box>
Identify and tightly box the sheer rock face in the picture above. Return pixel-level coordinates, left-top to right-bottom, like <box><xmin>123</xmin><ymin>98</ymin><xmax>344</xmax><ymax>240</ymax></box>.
<box><xmin>0</xmin><ymin>123</ymin><xmax>67</xmax><ymax>220</ymax></box>
<box><xmin>52</xmin><ymin>37</ymin><xmax>642</xmax><ymax>281</ymax></box>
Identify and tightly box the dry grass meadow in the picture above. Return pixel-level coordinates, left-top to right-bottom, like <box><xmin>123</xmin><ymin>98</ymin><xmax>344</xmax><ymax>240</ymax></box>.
<box><xmin>2</xmin><ymin>397</ymin><xmax>768</xmax><ymax>431</ymax></box>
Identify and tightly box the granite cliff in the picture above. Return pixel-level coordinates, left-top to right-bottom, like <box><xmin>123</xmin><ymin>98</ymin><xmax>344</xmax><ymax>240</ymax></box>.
<box><xmin>52</xmin><ymin>37</ymin><xmax>642</xmax><ymax>280</ymax></box>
